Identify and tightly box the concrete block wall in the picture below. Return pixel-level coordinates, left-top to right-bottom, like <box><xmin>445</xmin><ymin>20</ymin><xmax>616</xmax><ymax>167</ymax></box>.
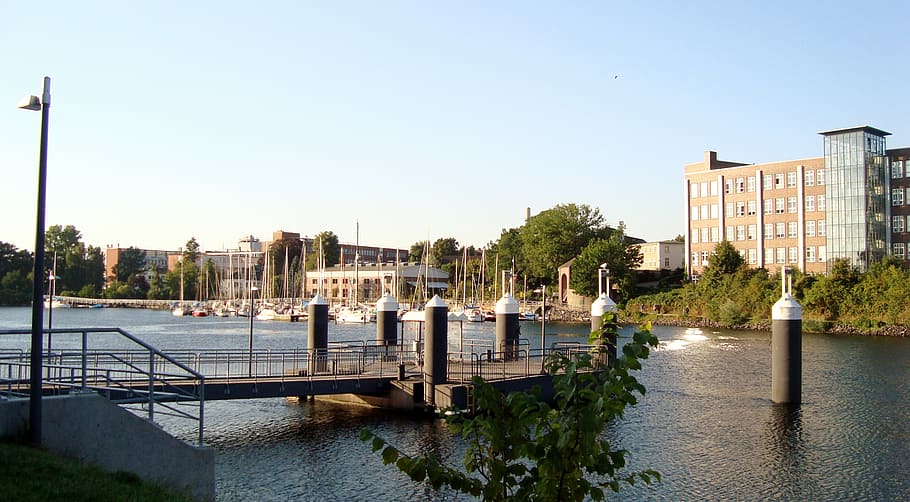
<box><xmin>0</xmin><ymin>393</ymin><xmax>214</xmax><ymax>501</ymax></box>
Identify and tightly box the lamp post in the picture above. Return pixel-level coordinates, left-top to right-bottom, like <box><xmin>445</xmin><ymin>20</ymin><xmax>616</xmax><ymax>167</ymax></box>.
<box><xmin>19</xmin><ymin>76</ymin><xmax>51</xmax><ymax>445</ymax></box>
<box><xmin>534</xmin><ymin>286</ymin><xmax>546</xmax><ymax>373</ymax></box>
<box><xmin>598</xmin><ymin>263</ymin><xmax>609</xmax><ymax>298</ymax></box>
<box><xmin>248</xmin><ymin>285</ymin><xmax>259</xmax><ymax>377</ymax></box>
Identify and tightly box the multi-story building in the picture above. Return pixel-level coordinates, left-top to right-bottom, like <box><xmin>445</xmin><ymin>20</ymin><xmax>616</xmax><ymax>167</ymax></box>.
<box><xmin>685</xmin><ymin>126</ymin><xmax>903</xmax><ymax>276</ymax></box>
<box><xmin>636</xmin><ymin>241</ymin><xmax>685</xmax><ymax>271</ymax></box>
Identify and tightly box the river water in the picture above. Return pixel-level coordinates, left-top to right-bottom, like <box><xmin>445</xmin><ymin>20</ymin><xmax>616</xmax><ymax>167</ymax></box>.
<box><xmin>1</xmin><ymin>306</ymin><xmax>908</xmax><ymax>501</ymax></box>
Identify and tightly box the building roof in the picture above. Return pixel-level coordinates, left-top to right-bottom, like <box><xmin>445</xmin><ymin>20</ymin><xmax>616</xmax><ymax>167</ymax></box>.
<box><xmin>817</xmin><ymin>125</ymin><xmax>891</xmax><ymax>137</ymax></box>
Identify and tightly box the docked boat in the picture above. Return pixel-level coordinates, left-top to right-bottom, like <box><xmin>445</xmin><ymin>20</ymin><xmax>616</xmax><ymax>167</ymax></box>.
<box><xmin>336</xmin><ymin>306</ymin><xmax>374</xmax><ymax>323</ymax></box>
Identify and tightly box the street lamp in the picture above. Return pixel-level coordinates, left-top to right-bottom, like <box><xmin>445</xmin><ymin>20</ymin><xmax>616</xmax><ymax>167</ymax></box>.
<box><xmin>248</xmin><ymin>285</ymin><xmax>259</xmax><ymax>377</ymax></box>
<box><xmin>534</xmin><ymin>286</ymin><xmax>546</xmax><ymax>373</ymax></box>
<box><xmin>598</xmin><ymin>264</ymin><xmax>609</xmax><ymax>298</ymax></box>
<box><xmin>19</xmin><ymin>76</ymin><xmax>51</xmax><ymax>445</ymax></box>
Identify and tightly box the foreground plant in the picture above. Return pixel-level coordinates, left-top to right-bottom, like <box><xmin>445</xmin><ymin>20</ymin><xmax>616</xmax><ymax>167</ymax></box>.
<box><xmin>361</xmin><ymin>312</ymin><xmax>661</xmax><ymax>501</ymax></box>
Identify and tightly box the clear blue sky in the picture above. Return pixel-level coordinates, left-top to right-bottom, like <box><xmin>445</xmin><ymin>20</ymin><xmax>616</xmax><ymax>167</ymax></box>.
<box><xmin>2</xmin><ymin>1</ymin><xmax>908</xmax><ymax>253</ymax></box>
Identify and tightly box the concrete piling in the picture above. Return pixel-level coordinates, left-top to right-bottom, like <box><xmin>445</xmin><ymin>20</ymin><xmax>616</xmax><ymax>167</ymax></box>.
<box><xmin>590</xmin><ymin>292</ymin><xmax>618</xmax><ymax>361</ymax></box>
<box><xmin>424</xmin><ymin>295</ymin><xmax>448</xmax><ymax>406</ymax></box>
<box><xmin>495</xmin><ymin>293</ymin><xmax>520</xmax><ymax>360</ymax></box>
<box><xmin>308</xmin><ymin>294</ymin><xmax>329</xmax><ymax>374</ymax></box>
<box><xmin>772</xmin><ymin>268</ymin><xmax>802</xmax><ymax>404</ymax></box>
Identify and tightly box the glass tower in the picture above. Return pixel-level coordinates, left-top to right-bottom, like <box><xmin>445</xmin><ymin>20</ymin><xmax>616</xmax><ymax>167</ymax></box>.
<box><xmin>820</xmin><ymin>126</ymin><xmax>891</xmax><ymax>272</ymax></box>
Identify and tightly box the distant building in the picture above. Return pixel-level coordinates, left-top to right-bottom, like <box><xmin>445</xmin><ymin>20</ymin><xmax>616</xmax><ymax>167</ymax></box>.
<box><xmin>305</xmin><ymin>263</ymin><xmax>448</xmax><ymax>305</ymax></box>
<box><xmin>636</xmin><ymin>241</ymin><xmax>685</xmax><ymax>271</ymax></box>
<box><xmin>685</xmin><ymin>125</ymin><xmax>906</xmax><ymax>276</ymax></box>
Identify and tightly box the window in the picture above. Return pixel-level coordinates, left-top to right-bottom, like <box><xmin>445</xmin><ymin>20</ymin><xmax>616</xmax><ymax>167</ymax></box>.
<box><xmin>764</xmin><ymin>223</ymin><xmax>774</xmax><ymax>239</ymax></box>
<box><xmin>726</xmin><ymin>202</ymin><xmax>734</xmax><ymax>218</ymax></box>
<box><xmin>701</xmin><ymin>228</ymin><xmax>709</xmax><ymax>243</ymax></box>
<box><xmin>691</xmin><ymin>229</ymin><xmax>699</xmax><ymax>243</ymax></box>
<box><xmin>893</xmin><ymin>215</ymin><xmax>905</xmax><ymax>233</ymax></box>
<box><xmin>787</xmin><ymin>172</ymin><xmax>797</xmax><ymax>188</ymax></box>
<box><xmin>736</xmin><ymin>201</ymin><xmax>745</xmax><ymax>217</ymax></box>
<box><xmin>775</xmin><ymin>173</ymin><xmax>785</xmax><ymax>189</ymax></box>
<box><xmin>691</xmin><ymin>253</ymin><xmax>699</xmax><ymax>268</ymax></box>
<box><xmin>701</xmin><ymin>251</ymin><xmax>710</xmax><ymax>266</ymax></box>
<box><xmin>776</xmin><ymin>223</ymin><xmax>786</xmax><ymax>239</ymax></box>
<box><xmin>806</xmin><ymin>246</ymin><xmax>815</xmax><ymax>263</ymax></box>
<box><xmin>691</xmin><ymin>207</ymin><xmax>699</xmax><ymax>221</ymax></box>
<box><xmin>747</xmin><ymin>200</ymin><xmax>756</xmax><ymax>215</ymax></box>
<box><xmin>788</xmin><ymin>247</ymin><xmax>798</xmax><ymax>263</ymax></box>
<box><xmin>726</xmin><ymin>226</ymin><xmax>734</xmax><ymax>240</ymax></box>
<box><xmin>747</xmin><ymin>224</ymin><xmax>756</xmax><ymax>240</ymax></box>
<box><xmin>775</xmin><ymin>198</ymin><xmax>785</xmax><ymax>214</ymax></box>
<box><xmin>892</xmin><ymin>188</ymin><xmax>904</xmax><ymax>206</ymax></box>
<box><xmin>776</xmin><ymin>248</ymin><xmax>786</xmax><ymax>264</ymax></box>
<box><xmin>736</xmin><ymin>225</ymin><xmax>746</xmax><ymax>241</ymax></box>
<box><xmin>788</xmin><ymin>197</ymin><xmax>797</xmax><ymax>213</ymax></box>
<box><xmin>817</xmin><ymin>169</ymin><xmax>825</xmax><ymax>185</ymax></box>
<box><xmin>711</xmin><ymin>204</ymin><xmax>719</xmax><ymax>219</ymax></box>
<box><xmin>763</xmin><ymin>174</ymin><xmax>773</xmax><ymax>190</ymax></box>
<box><xmin>788</xmin><ymin>221</ymin><xmax>798</xmax><ymax>238</ymax></box>
<box><xmin>818</xmin><ymin>245</ymin><xmax>826</xmax><ymax>262</ymax></box>
<box><xmin>818</xmin><ymin>220</ymin><xmax>826</xmax><ymax>236</ymax></box>
<box><xmin>805</xmin><ymin>170</ymin><xmax>815</xmax><ymax>186</ymax></box>
<box><xmin>765</xmin><ymin>248</ymin><xmax>774</xmax><ymax>265</ymax></box>
<box><xmin>711</xmin><ymin>227</ymin><xmax>719</xmax><ymax>242</ymax></box>
<box><xmin>818</xmin><ymin>195</ymin><xmax>826</xmax><ymax>211</ymax></box>
<box><xmin>806</xmin><ymin>220</ymin><xmax>816</xmax><ymax>237</ymax></box>
<box><xmin>747</xmin><ymin>176</ymin><xmax>756</xmax><ymax>192</ymax></box>
<box><xmin>701</xmin><ymin>205</ymin><xmax>709</xmax><ymax>219</ymax></box>
<box><xmin>710</xmin><ymin>180</ymin><xmax>718</xmax><ymax>196</ymax></box>
<box><xmin>805</xmin><ymin>195</ymin><xmax>815</xmax><ymax>212</ymax></box>
<box><xmin>691</xmin><ymin>183</ymin><xmax>699</xmax><ymax>198</ymax></box>
<box><xmin>700</xmin><ymin>182</ymin><xmax>708</xmax><ymax>198</ymax></box>
<box><xmin>892</xmin><ymin>160</ymin><xmax>904</xmax><ymax>179</ymax></box>
<box><xmin>894</xmin><ymin>243</ymin><xmax>906</xmax><ymax>259</ymax></box>
<box><xmin>724</xmin><ymin>180</ymin><xmax>732</xmax><ymax>194</ymax></box>
<box><xmin>736</xmin><ymin>177</ymin><xmax>745</xmax><ymax>193</ymax></box>
<box><xmin>748</xmin><ymin>248</ymin><xmax>757</xmax><ymax>265</ymax></box>
<box><xmin>764</xmin><ymin>199</ymin><xmax>773</xmax><ymax>215</ymax></box>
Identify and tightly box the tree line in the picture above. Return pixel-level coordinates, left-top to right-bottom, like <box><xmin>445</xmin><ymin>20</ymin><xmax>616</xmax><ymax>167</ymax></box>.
<box><xmin>627</xmin><ymin>240</ymin><xmax>910</xmax><ymax>331</ymax></box>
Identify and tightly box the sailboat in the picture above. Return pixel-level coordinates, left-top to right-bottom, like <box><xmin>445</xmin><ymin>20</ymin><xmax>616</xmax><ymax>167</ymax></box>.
<box><xmin>172</xmin><ymin>257</ymin><xmax>188</xmax><ymax>316</ymax></box>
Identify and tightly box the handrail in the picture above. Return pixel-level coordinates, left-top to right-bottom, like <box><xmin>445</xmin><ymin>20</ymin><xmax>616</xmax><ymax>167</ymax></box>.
<box><xmin>0</xmin><ymin>328</ymin><xmax>206</xmax><ymax>445</ymax></box>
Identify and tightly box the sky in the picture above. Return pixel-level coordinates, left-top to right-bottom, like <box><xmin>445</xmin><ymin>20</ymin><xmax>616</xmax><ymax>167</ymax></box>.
<box><xmin>2</xmin><ymin>1</ymin><xmax>908</xmax><ymax>254</ymax></box>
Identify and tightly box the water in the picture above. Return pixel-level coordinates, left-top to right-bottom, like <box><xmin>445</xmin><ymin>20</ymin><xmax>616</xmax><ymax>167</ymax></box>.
<box><xmin>2</xmin><ymin>307</ymin><xmax>909</xmax><ymax>501</ymax></box>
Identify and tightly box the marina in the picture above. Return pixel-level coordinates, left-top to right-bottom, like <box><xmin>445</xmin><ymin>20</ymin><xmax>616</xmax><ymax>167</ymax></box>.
<box><xmin>1</xmin><ymin>306</ymin><xmax>909</xmax><ymax>500</ymax></box>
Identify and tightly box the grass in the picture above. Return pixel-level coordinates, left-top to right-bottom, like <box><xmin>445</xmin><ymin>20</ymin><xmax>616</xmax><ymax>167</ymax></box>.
<box><xmin>0</xmin><ymin>440</ymin><xmax>195</xmax><ymax>501</ymax></box>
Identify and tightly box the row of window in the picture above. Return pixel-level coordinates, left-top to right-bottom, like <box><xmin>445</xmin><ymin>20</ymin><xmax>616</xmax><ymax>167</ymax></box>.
<box><xmin>691</xmin><ymin>245</ymin><xmax>827</xmax><ymax>267</ymax></box>
<box><xmin>311</xmin><ymin>277</ymin><xmax>388</xmax><ymax>285</ymax></box>
<box><xmin>691</xmin><ymin>195</ymin><xmax>827</xmax><ymax>221</ymax></box>
<box><xmin>689</xmin><ymin>169</ymin><xmax>827</xmax><ymax>199</ymax></box>
<box><xmin>690</xmin><ymin>220</ymin><xmax>826</xmax><ymax>244</ymax></box>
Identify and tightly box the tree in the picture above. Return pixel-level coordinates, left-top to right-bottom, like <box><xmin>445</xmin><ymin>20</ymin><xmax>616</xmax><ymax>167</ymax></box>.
<box><xmin>409</xmin><ymin>241</ymin><xmax>429</xmax><ymax>263</ymax></box>
<box><xmin>520</xmin><ymin>204</ymin><xmax>606</xmax><ymax>285</ymax></box>
<box><xmin>0</xmin><ymin>242</ymin><xmax>32</xmax><ymax>305</ymax></box>
<box><xmin>569</xmin><ymin>224</ymin><xmax>643</xmax><ymax>299</ymax></box>
<box><xmin>182</xmin><ymin>237</ymin><xmax>201</xmax><ymax>263</ymax></box>
<box><xmin>362</xmin><ymin>314</ymin><xmax>660</xmax><ymax>500</ymax></box>
<box><xmin>701</xmin><ymin>240</ymin><xmax>745</xmax><ymax>281</ymax></box>
<box><xmin>306</xmin><ymin>231</ymin><xmax>340</xmax><ymax>270</ymax></box>
<box><xmin>113</xmin><ymin>247</ymin><xmax>146</xmax><ymax>283</ymax></box>
<box><xmin>431</xmin><ymin>237</ymin><xmax>460</xmax><ymax>266</ymax></box>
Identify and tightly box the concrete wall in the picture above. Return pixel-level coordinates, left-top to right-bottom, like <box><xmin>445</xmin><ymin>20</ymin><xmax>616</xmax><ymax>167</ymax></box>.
<box><xmin>0</xmin><ymin>393</ymin><xmax>214</xmax><ymax>501</ymax></box>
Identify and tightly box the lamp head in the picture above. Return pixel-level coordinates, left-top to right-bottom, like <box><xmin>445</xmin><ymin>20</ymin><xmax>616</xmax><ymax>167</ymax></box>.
<box><xmin>17</xmin><ymin>95</ymin><xmax>41</xmax><ymax>111</ymax></box>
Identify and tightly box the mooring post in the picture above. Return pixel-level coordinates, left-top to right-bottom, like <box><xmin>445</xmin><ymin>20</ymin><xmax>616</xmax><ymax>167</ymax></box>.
<box><xmin>376</xmin><ymin>292</ymin><xmax>398</xmax><ymax>346</ymax></box>
<box><xmin>495</xmin><ymin>293</ymin><xmax>520</xmax><ymax>360</ymax></box>
<box><xmin>590</xmin><ymin>292</ymin><xmax>617</xmax><ymax>361</ymax></box>
<box><xmin>308</xmin><ymin>294</ymin><xmax>329</xmax><ymax>374</ymax></box>
<box><xmin>772</xmin><ymin>267</ymin><xmax>802</xmax><ymax>404</ymax></box>
<box><xmin>424</xmin><ymin>295</ymin><xmax>448</xmax><ymax>407</ymax></box>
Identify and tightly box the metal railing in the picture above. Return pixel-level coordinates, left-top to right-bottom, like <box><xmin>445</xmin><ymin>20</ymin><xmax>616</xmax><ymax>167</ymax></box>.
<box><xmin>0</xmin><ymin>328</ymin><xmax>206</xmax><ymax>445</ymax></box>
<box><xmin>445</xmin><ymin>340</ymin><xmax>602</xmax><ymax>384</ymax></box>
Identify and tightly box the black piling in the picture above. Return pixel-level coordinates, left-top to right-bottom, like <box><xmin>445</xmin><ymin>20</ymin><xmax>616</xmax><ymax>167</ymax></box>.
<box><xmin>424</xmin><ymin>295</ymin><xmax>448</xmax><ymax>407</ymax></box>
<box><xmin>772</xmin><ymin>269</ymin><xmax>802</xmax><ymax>404</ymax></box>
<box><xmin>308</xmin><ymin>294</ymin><xmax>329</xmax><ymax>374</ymax></box>
<box><xmin>495</xmin><ymin>293</ymin><xmax>519</xmax><ymax>360</ymax></box>
<box><xmin>376</xmin><ymin>293</ymin><xmax>398</xmax><ymax>346</ymax></box>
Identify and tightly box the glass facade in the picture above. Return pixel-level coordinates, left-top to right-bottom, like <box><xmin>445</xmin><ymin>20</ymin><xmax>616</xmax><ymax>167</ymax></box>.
<box><xmin>822</xmin><ymin>127</ymin><xmax>890</xmax><ymax>272</ymax></box>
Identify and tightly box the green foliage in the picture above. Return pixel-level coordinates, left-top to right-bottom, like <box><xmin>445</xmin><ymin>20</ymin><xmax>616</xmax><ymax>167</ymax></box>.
<box><xmin>362</xmin><ymin>318</ymin><xmax>660</xmax><ymax>500</ymax></box>
<box><xmin>307</xmin><ymin>231</ymin><xmax>340</xmax><ymax>269</ymax></box>
<box><xmin>0</xmin><ymin>242</ymin><xmax>33</xmax><ymax>305</ymax></box>
<box><xmin>42</xmin><ymin>225</ymin><xmax>104</xmax><ymax>298</ymax></box>
<box><xmin>409</xmin><ymin>241</ymin><xmax>428</xmax><ymax>263</ymax></box>
<box><xmin>519</xmin><ymin>203</ymin><xmax>607</xmax><ymax>285</ymax></box>
<box><xmin>113</xmin><ymin>247</ymin><xmax>146</xmax><ymax>282</ymax></box>
<box><xmin>569</xmin><ymin>224</ymin><xmax>642</xmax><ymax>300</ymax></box>
<box><xmin>431</xmin><ymin>237</ymin><xmax>460</xmax><ymax>265</ymax></box>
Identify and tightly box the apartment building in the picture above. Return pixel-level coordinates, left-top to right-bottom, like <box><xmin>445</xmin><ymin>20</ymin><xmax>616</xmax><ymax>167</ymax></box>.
<box><xmin>685</xmin><ymin>125</ymin><xmax>902</xmax><ymax>276</ymax></box>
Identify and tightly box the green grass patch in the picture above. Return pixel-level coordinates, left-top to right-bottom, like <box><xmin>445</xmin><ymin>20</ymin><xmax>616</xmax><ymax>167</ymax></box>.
<box><xmin>0</xmin><ymin>440</ymin><xmax>194</xmax><ymax>501</ymax></box>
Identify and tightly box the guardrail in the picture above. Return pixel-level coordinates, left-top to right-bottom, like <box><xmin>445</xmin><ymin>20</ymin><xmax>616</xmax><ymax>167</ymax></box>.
<box><xmin>445</xmin><ymin>340</ymin><xmax>602</xmax><ymax>384</ymax></box>
<box><xmin>0</xmin><ymin>328</ymin><xmax>206</xmax><ymax>445</ymax></box>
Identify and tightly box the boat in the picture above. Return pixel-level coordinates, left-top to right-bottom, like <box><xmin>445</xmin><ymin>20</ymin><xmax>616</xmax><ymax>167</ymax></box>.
<box><xmin>172</xmin><ymin>303</ymin><xmax>188</xmax><ymax>316</ymax></box>
<box><xmin>519</xmin><ymin>311</ymin><xmax>538</xmax><ymax>322</ymax></box>
<box><xmin>191</xmin><ymin>308</ymin><xmax>210</xmax><ymax>317</ymax></box>
<box><xmin>256</xmin><ymin>308</ymin><xmax>279</xmax><ymax>321</ymax></box>
<box><xmin>44</xmin><ymin>296</ymin><xmax>70</xmax><ymax>309</ymax></box>
<box><xmin>335</xmin><ymin>306</ymin><xmax>373</xmax><ymax>323</ymax></box>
